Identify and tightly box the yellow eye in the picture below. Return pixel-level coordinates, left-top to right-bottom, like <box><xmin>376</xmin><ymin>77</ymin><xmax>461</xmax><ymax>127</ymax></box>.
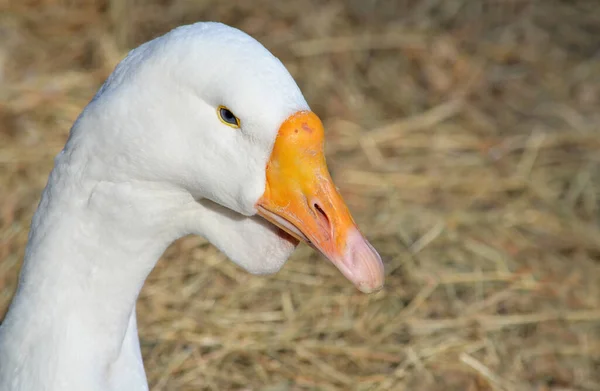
<box><xmin>217</xmin><ymin>106</ymin><xmax>240</xmax><ymax>128</ymax></box>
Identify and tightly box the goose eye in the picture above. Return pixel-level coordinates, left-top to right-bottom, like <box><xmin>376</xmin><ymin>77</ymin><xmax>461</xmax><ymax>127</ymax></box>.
<box><xmin>218</xmin><ymin>106</ymin><xmax>240</xmax><ymax>128</ymax></box>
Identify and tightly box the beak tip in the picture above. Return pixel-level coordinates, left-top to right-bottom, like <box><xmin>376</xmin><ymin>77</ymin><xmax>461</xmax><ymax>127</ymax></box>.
<box><xmin>355</xmin><ymin>257</ymin><xmax>385</xmax><ymax>294</ymax></box>
<box><xmin>357</xmin><ymin>280</ymin><xmax>384</xmax><ymax>294</ymax></box>
<box><xmin>340</xmin><ymin>229</ymin><xmax>385</xmax><ymax>294</ymax></box>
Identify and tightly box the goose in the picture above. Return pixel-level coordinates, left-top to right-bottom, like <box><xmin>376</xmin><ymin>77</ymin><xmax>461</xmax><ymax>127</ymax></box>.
<box><xmin>0</xmin><ymin>22</ymin><xmax>384</xmax><ymax>391</ymax></box>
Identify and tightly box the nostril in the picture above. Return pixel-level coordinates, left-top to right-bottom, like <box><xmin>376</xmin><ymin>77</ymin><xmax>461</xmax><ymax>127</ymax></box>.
<box><xmin>313</xmin><ymin>202</ymin><xmax>332</xmax><ymax>239</ymax></box>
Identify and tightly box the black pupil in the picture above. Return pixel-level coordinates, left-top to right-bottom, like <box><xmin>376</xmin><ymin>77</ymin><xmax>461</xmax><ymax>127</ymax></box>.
<box><xmin>221</xmin><ymin>108</ymin><xmax>237</xmax><ymax>125</ymax></box>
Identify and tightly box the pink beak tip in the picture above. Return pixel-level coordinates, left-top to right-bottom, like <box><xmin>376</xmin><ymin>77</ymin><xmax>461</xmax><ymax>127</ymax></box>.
<box><xmin>339</xmin><ymin>229</ymin><xmax>385</xmax><ymax>293</ymax></box>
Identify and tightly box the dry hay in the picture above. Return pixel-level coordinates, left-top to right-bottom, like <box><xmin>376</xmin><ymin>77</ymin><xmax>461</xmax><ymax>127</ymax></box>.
<box><xmin>1</xmin><ymin>0</ymin><xmax>600</xmax><ymax>390</ymax></box>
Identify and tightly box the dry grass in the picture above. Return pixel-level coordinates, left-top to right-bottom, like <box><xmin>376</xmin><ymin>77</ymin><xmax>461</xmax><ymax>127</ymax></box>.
<box><xmin>1</xmin><ymin>0</ymin><xmax>600</xmax><ymax>390</ymax></box>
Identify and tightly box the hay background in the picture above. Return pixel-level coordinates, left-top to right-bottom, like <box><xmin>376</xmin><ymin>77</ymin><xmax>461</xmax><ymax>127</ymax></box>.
<box><xmin>1</xmin><ymin>0</ymin><xmax>600</xmax><ymax>390</ymax></box>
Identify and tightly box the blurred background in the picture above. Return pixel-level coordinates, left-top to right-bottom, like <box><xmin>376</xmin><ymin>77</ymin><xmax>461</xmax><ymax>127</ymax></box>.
<box><xmin>1</xmin><ymin>0</ymin><xmax>599</xmax><ymax>390</ymax></box>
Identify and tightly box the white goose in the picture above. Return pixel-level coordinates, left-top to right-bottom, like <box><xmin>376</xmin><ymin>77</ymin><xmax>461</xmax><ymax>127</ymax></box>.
<box><xmin>0</xmin><ymin>22</ymin><xmax>384</xmax><ymax>391</ymax></box>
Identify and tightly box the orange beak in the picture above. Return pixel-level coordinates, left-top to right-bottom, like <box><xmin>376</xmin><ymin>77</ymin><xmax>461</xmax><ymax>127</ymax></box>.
<box><xmin>256</xmin><ymin>111</ymin><xmax>384</xmax><ymax>293</ymax></box>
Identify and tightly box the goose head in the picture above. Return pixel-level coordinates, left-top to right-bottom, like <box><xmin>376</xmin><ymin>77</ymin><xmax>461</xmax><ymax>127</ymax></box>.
<box><xmin>70</xmin><ymin>22</ymin><xmax>384</xmax><ymax>292</ymax></box>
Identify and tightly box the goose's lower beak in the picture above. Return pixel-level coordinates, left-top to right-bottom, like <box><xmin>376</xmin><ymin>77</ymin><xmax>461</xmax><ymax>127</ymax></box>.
<box><xmin>256</xmin><ymin>111</ymin><xmax>384</xmax><ymax>293</ymax></box>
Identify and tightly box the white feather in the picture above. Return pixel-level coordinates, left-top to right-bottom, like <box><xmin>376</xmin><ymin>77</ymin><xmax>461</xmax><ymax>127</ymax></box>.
<box><xmin>0</xmin><ymin>22</ymin><xmax>307</xmax><ymax>391</ymax></box>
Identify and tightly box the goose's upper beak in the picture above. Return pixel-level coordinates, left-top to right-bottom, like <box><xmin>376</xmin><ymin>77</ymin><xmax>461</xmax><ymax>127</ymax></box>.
<box><xmin>256</xmin><ymin>111</ymin><xmax>384</xmax><ymax>293</ymax></box>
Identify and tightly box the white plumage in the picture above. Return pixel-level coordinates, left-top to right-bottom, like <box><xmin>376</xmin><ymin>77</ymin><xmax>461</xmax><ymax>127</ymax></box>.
<box><xmin>0</xmin><ymin>22</ymin><xmax>383</xmax><ymax>391</ymax></box>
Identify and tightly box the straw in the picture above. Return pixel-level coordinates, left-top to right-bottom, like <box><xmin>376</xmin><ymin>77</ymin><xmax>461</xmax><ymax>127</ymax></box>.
<box><xmin>1</xmin><ymin>0</ymin><xmax>599</xmax><ymax>389</ymax></box>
